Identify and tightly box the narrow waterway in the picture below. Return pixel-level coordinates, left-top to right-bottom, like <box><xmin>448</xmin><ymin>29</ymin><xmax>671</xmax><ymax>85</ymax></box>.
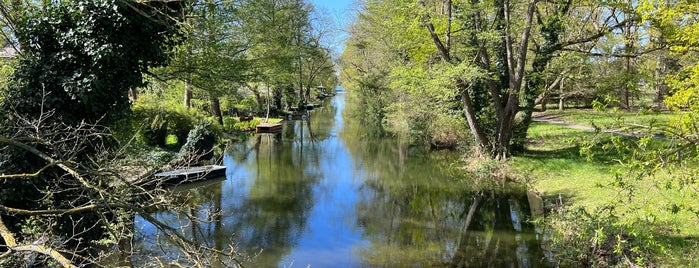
<box><xmin>135</xmin><ymin>88</ymin><xmax>552</xmax><ymax>267</ymax></box>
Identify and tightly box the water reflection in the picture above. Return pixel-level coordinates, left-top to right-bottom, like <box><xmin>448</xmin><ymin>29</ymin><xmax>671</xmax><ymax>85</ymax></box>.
<box><xmin>133</xmin><ymin>89</ymin><xmax>551</xmax><ymax>267</ymax></box>
<box><xmin>342</xmin><ymin>121</ymin><xmax>548</xmax><ymax>267</ymax></box>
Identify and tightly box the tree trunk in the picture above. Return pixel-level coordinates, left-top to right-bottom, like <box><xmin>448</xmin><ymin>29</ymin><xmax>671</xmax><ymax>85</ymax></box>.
<box><xmin>541</xmin><ymin>98</ymin><xmax>547</xmax><ymax>111</ymax></box>
<box><xmin>273</xmin><ymin>88</ymin><xmax>283</xmax><ymax>116</ymax></box>
<box><xmin>655</xmin><ymin>62</ymin><xmax>669</xmax><ymax>108</ymax></box>
<box><xmin>559</xmin><ymin>97</ymin><xmax>565</xmax><ymax>111</ymax></box>
<box><xmin>209</xmin><ymin>93</ymin><xmax>223</xmax><ymax>125</ymax></box>
<box><xmin>495</xmin><ymin>0</ymin><xmax>537</xmax><ymax>159</ymax></box>
<box><xmin>559</xmin><ymin>77</ymin><xmax>566</xmax><ymax>110</ymax></box>
<box><xmin>183</xmin><ymin>80</ymin><xmax>192</xmax><ymax>108</ymax></box>
<box><xmin>246</xmin><ymin>84</ymin><xmax>262</xmax><ymax>112</ymax></box>
<box><xmin>513</xmin><ymin>0</ymin><xmax>572</xmax><ymax>154</ymax></box>
<box><xmin>458</xmin><ymin>81</ymin><xmax>489</xmax><ymax>151</ymax></box>
<box><xmin>128</xmin><ymin>88</ymin><xmax>139</xmax><ymax>101</ymax></box>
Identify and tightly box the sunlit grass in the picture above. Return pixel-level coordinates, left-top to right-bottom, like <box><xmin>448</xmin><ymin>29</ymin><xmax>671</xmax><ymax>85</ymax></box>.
<box><xmin>165</xmin><ymin>134</ymin><xmax>179</xmax><ymax>147</ymax></box>
<box><xmin>511</xmin><ymin>122</ymin><xmax>617</xmax><ymax>208</ymax></box>
<box><xmin>513</xmin><ymin>121</ymin><xmax>699</xmax><ymax>266</ymax></box>
<box><xmin>535</xmin><ymin>109</ymin><xmax>675</xmax><ymax>136</ymax></box>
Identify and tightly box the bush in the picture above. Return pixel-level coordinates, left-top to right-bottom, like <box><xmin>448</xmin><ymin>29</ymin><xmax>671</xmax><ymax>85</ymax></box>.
<box><xmin>428</xmin><ymin>113</ymin><xmax>469</xmax><ymax>149</ymax></box>
<box><xmin>178</xmin><ymin>120</ymin><xmax>217</xmax><ymax>164</ymax></box>
<box><xmin>132</xmin><ymin>100</ymin><xmax>208</xmax><ymax>148</ymax></box>
<box><xmin>545</xmin><ymin>206</ymin><xmax>666</xmax><ymax>267</ymax></box>
<box><xmin>135</xmin><ymin>110</ymin><xmax>168</xmax><ymax>147</ymax></box>
<box><xmin>223</xmin><ymin>117</ymin><xmax>259</xmax><ymax>132</ymax></box>
<box><xmin>168</xmin><ymin>108</ymin><xmax>208</xmax><ymax>146</ymax></box>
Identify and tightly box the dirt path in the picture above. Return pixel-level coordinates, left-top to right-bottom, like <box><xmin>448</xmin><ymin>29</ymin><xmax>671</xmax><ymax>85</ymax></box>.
<box><xmin>530</xmin><ymin>113</ymin><xmax>663</xmax><ymax>139</ymax></box>
<box><xmin>531</xmin><ymin>114</ymin><xmax>595</xmax><ymax>131</ymax></box>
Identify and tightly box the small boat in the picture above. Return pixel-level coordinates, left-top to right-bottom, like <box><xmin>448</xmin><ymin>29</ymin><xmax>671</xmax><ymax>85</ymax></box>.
<box><xmin>153</xmin><ymin>165</ymin><xmax>227</xmax><ymax>185</ymax></box>
<box><xmin>256</xmin><ymin>122</ymin><xmax>283</xmax><ymax>133</ymax></box>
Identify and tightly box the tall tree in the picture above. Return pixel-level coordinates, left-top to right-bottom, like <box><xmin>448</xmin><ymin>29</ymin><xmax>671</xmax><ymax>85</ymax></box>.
<box><xmin>343</xmin><ymin>0</ymin><xmax>640</xmax><ymax>158</ymax></box>
<box><xmin>163</xmin><ymin>0</ymin><xmax>249</xmax><ymax>124</ymax></box>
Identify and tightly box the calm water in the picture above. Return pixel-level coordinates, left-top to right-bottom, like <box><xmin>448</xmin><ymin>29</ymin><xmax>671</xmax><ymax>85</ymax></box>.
<box><xmin>134</xmin><ymin>88</ymin><xmax>552</xmax><ymax>267</ymax></box>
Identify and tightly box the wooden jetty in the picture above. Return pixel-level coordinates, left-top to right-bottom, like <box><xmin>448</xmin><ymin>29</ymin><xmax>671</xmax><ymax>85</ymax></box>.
<box><xmin>152</xmin><ymin>165</ymin><xmax>227</xmax><ymax>185</ymax></box>
<box><xmin>256</xmin><ymin>122</ymin><xmax>283</xmax><ymax>133</ymax></box>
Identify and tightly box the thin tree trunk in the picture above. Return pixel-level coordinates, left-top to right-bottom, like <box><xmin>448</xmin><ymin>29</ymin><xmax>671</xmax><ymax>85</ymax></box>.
<box><xmin>183</xmin><ymin>80</ymin><xmax>191</xmax><ymax>108</ymax></box>
<box><xmin>425</xmin><ymin>0</ymin><xmax>490</xmax><ymax>152</ymax></box>
<box><xmin>559</xmin><ymin>79</ymin><xmax>566</xmax><ymax>110</ymax></box>
<box><xmin>459</xmin><ymin>81</ymin><xmax>489</xmax><ymax>151</ymax></box>
<box><xmin>495</xmin><ymin>0</ymin><xmax>537</xmax><ymax>159</ymax></box>
<box><xmin>248</xmin><ymin>84</ymin><xmax>263</xmax><ymax>112</ymax></box>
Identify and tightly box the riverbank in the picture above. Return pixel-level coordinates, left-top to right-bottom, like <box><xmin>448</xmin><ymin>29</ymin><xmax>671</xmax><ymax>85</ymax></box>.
<box><xmin>511</xmin><ymin>120</ymin><xmax>699</xmax><ymax>267</ymax></box>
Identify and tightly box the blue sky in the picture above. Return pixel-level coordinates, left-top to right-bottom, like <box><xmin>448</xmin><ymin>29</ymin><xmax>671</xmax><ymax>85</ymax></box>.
<box><xmin>309</xmin><ymin>0</ymin><xmax>355</xmax><ymax>13</ymax></box>
<box><xmin>308</xmin><ymin>0</ymin><xmax>356</xmax><ymax>57</ymax></box>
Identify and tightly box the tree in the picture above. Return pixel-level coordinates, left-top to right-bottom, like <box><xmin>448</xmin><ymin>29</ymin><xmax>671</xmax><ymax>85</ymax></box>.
<box><xmin>342</xmin><ymin>0</ymin><xmax>643</xmax><ymax>158</ymax></box>
<box><xmin>1</xmin><ymin>0</ymin><xmax>185</xmax><ymax>124</ymax></box>
<box><xmin>544</xmin><ymin>2</ymin><xmax>699</xmax><ymax>265</ymax></box>
<box><xmin>238</xmin><ymin>0</ymin><xmax>335</xmax><ymax>114</ymax></box>
<box><xmin>161</xmin><ymin>0</ymin><xmax>250</xmax><ymax>124</ymax></box>
<box><xmin>343</xmin><ymin>0</ymin><xmax>544</xmax><ymax>157</ymax></box>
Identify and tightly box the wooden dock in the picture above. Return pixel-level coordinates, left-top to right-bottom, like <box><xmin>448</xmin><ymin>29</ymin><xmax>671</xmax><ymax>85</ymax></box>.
<box><xmin>152</xmin><ymin>165</ymin><xmax>227</xmax><ymax>185</ymax></box>
<box><xmin>256</xmin><ymin>122</ymin><xmax>283</xmax><ymax>133</ymax></box>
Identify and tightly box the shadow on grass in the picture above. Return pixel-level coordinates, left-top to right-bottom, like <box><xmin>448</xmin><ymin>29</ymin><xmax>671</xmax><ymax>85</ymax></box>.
<box><xmin>518</xmin><ymin>137</ymin><xmax>628</xmax><ymax>167</ymax></box>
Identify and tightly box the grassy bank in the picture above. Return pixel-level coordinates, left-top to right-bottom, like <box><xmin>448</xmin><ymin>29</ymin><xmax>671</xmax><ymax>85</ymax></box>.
<box><xmin>536</xmin><ymin>109</ymin><xmax>674</xmax><ymax>136</ymax></box>
<box><xmin>511</xmin><ymin>119</ymin><xmax>699</xmax><ymax>267</ymax></box>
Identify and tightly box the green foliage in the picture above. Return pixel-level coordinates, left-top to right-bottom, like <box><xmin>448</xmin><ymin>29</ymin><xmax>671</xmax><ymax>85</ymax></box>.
<box><xmin>0</xmin><ymin>59</ymin><xmax>15</xmax><ymax>102</ymax></box>
<box><xmin>132</xmin><ymin>94</ymin><xmax>209</xmax><ymax>147</ymax></box>
<box><xmin>546</xmin><ymin>206</ymin><xmax>667</xmax><ymax>267</ymax></box>
<box><xmin>3</xmin><ymin>0</ymin><xmax>184</xmax><ymax>124</ymax></box>
<box><xmin>178</xmin><ymin>120</ymin><xmax>218</xmax><ymax>164</ymax></box>
<box><xmin>342</xmin><ymin>0</ymin><xmax>578</xmax><ymax>157</ymax></box>
<box><xmin>512</xmin><ymin>120</ymin><xmax>699</xmax><ymax>266</ymax></box>
<box><xmin>223</xmin><ymin>117</ymin><xmax>260</xmax><ymax>132</ymax></box>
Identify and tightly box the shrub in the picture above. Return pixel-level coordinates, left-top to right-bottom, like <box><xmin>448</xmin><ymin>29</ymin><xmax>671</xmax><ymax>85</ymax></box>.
<box><xmin>428</xmin><ymin>113</ymin><xmax>469</xmax><ymax>149</ymax></box>
<box><xmin>132</xmin><ymin>97</ymin><xmax>208</xmax><ymax>148</ymax></box>
<box><xmin>135</xmin><ymin>109</ymin><xmax>168</xmax><ymax>147</ymax></box>
<box><xmin>178</xmin><ymin>120</ymin><xmax>217</xmax><ymax>164</ymax></box>
<box><xmin>223</xmin><ymin>117</ymin><xmax>259</xmax><ymax>132</ymax></box>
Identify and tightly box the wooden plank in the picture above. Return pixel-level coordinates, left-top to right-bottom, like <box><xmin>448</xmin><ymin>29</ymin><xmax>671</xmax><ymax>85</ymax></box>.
<box><xmin>256</xmin><ymin>122</ymin><xmax>283</xmax><ymax>133</ymax></box>
<box><xmin>152</xmin><ymin>165</ymin><xmax>227</xmax><ymax>185</ymax></box>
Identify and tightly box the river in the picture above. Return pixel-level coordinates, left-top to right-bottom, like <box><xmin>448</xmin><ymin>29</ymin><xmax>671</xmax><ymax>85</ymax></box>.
<box><xmin>134</xmin><ymin>88</ymin><xmax>552</xmax><ymax>267</ymax></box>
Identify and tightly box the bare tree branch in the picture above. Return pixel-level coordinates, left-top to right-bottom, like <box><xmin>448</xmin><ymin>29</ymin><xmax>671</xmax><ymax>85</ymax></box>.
<box><xmin>0</xmin><ymin>215</ymin><xmax>78</xmax><ymax>268</ymax></box>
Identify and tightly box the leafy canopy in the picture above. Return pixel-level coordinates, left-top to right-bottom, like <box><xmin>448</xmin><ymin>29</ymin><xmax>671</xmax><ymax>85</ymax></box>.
<box><xmin>2</xmin><ymin>0</ymin><xmax>185</xmax><ymax>124</ymax></box>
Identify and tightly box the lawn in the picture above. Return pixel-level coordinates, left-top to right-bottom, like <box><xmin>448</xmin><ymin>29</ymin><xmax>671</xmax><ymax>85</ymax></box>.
<box><xmin>512</xmin><ymin>119</ymin><xmax>699</xmax><ymax>267</ymax></box>
<box><xmin>535</xmin><ymin>108</ymin><xmax>675</xmax><ymax>136</ymax></box>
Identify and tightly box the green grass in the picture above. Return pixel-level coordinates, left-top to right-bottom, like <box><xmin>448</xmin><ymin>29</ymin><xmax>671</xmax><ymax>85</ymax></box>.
<box><xmin>512</xmin><ymin>122</ymin><xmax>618</xmax><ymax>208</ymax></box>
<box><xmin>512</xmin><ymin>121</ymin><xmax>699</xmax><ymax>267</ymax></box>
<box><xmin>165</xmin><ymin>134</ymin><xmax>179</xmax><ymax>147</ymax></box>
<box><xmin>255</xmin><ymin>117</ymin><xmax>282</xmax><ymax>123</ymax></box>
<box><xmin>536</xmin><ymin>108</ymin><xmax>675</xmax><ymax>136</ymax></box>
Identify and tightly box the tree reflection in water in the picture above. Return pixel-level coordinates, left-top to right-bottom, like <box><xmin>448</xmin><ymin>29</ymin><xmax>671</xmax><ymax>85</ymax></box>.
<box><xmin>343</xmin><ymin>99</ymin><xmax>550</xmax><ymax>267</ymax></box>
<box><xmin>133</xmin><ymin>92</ymin><xmax>551</xmax><ymax>267</ymax></box>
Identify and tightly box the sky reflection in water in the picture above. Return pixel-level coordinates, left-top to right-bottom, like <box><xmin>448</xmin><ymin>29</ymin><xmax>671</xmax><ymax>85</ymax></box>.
<box><xmin>135</xmin><ymin>89</ymin><xmax>551</xmax><ymax>267</ymax></box>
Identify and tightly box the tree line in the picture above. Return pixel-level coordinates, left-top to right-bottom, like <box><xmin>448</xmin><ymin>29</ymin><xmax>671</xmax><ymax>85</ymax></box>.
<box><xmin>341</xmin><ymin>0</ymin><xmax>698</xmax><ymax>159</ymax></box>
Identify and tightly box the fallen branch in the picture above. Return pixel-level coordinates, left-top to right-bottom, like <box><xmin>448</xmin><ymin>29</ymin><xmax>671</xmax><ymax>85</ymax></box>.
<box><xmin>0</xmin><ymin>215</ymin><xmax>78</xmax><ymax>268</ymax></box>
